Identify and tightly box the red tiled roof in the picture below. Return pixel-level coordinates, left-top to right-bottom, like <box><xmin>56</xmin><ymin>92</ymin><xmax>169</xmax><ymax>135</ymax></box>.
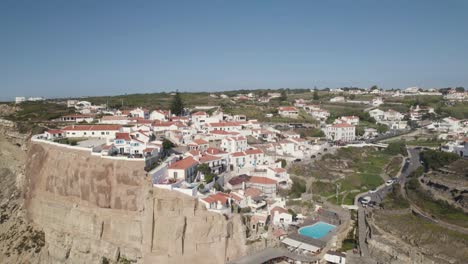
<box><xmin>270</xmin><ymin>206</ymin><xmax>289</xmax><ymax>215</ymax></box>
<box><xmin>192</xmin><ymin>139</ymin><xmax>208</xmax><ymax>145</ymax></box>
<box><xmin>202</xmin><ymin>192</ymin><xmax>229</xmax><ymax>204</ymax></box>
<box><xmin>192</xmin><ymin>111</ymin><xmax>207</xmax><ymax>116</ymax></box>
<box><xmin>168</xmin><ymin>157</ymin><xmax>199</xmax><ymax>170</ymax></box>
<box><xmin>62</xmin><ymin>125</ymin><xmax>122</xmax><ymax>131</ymax></box>
<box><xmin>210</xmin><ymin>130</ymin><xmax>239</xmax><ymax>135</ymax></box>
<box><xmin>205</xmin><ymin>147</ymin><xmax>227</xmax><ymax>155</ymax></box>
<box><xmin>231</xmin><ymin>152</ymin><xmax>246</xmax><ymax>157</ymax></box>
<box><xmin>101</xmin><ymin>116</ymin><xmax>128</xmax><ymax>120</ymax></box>
<box><xmin>331</xmin><ymin>123</ymin><xmax>354</xmax><ymax>128</ymax></box>
<box><xmin>199</xmin><ymin>154</ymin><xmax>221</xmax><ymax>163</ymax></box>
<box><xmin>115</xmin><ymin>132</ymin><xmax>131</xmax><ymax>141</ymax></box>
<box><xmin>278</xmin><ymin>106</ymin><xmax>298</xmax><ymax>112</ymax></box>
<box><xmin>228</xmin><ymin>175</ymin><xmax>250</xmax><ymax>186</ymax></box>
<box><xmin>244</xmin><ymin>187</ymin><xmax>263</xmax><ymax>197</ymax></box>
<box><xmin>207</xmin><ymin>122</ymin><xmax>242</xmax><ymax>127</ymax></box>
<box><xmin>46</xmin><ymin>129</ymin><xmax>64</xmax><ymax>134</ymax></box>
<box><xmin>272</xmin><ymin>228</ymin><xmax>287</xmax><ymax>237</ymax></box>
<box><xmin>245</xmin><ymin>148</ymin><xmax>263</xmax><ymax>155</ymax></box>
<box><xmin>270</xmin><ymin>167</ymin><xmax>286</xmax><ymax>173</ymax></box>
<box><xmin>249</xmin><ymin>176</ymin><xmax>276</xmax><ymax>185</ymax></box>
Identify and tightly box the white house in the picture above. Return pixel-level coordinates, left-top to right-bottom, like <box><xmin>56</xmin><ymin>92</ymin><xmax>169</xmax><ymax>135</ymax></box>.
<box><xmin>44</xmin><ymin>129</ymin><xmax>65</xmax><ymax>140</ymax></box>
<box><xmin>206</xmin><ymin>122</ymin><xmax>243</xmax><ymax>132</ymax></box>
<box><xmin>167</xmin><ymin>156</ymin><xmax>199</xmax><ymax>183</ymax></box>
<box><xmin>270</xmin><ymin>206</ymin><xmax>293</xmax><ymax>227</ymax></box>
<box><xmin>130</xmin><ymin>107</ymin><xmax>148</xmax><ymax>119</ymax></box>
<box><xmin>221</xmin><ymin>136</ymin><xmax>248</xmax><ymax>153</ymax></box>
<box><xmin>191</xmin><ymin>111</ymin><xmax>208</xmax><ymax>128</ymax></box>
<box><xmin>278</xmin><ymin>107</ymin><xmax>299</xmax><ymax>118</ymax></box>
<box><xmin>100</xmin><ymin>116</ymin><xmax>130</xmax><ymax>125</ymax></box>
<box><xmin>113</xmin><ymin>132</ymin><xmax>146</xmax><ymax>156</ymax></box>
<box><xmin>335</xmin><ymin>116</ymin><xmax>359</xmax><ymax>126</ymax></box>
<box><xmin>371</xmin><ymin>97</ymin><xmax>383</xmax><ymax>106</ymax></box>
<box><xmin>309</xmin><ymin>109</ymin><xmax>330</xmax><ymax>121</ymax></box>
<box><xmin>60</xmin><ymin>114</ymin><xmax>95</xmax><ymax>123</ymax></box>
<box><xmin>325</xmin><ymin>123</ymin><xmax>356</xmax><ymax>142</ymax></box>
<box><xmin>149</xmin><ymin>110</ymin><xmax>170</xmax><ymax>121</ymax></box>
<box><xmin>330</xmin><ymin>96</ymin><xmax>345</xmax><ymax>103</ymax></box>
<box><xmin>62</xmin><ymin>125</ymin><xmax>122</xmax><ymax>139</ymax></box>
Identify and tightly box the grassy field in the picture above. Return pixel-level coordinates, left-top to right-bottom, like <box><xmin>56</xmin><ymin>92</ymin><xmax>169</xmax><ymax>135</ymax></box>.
<box><xmin>300</xmin><ymin>147</ymin><xmax>399</xmax><ymax>205</ymax></box>
<box><xmin>404</xmin><ymin>139</ymin><xmax>445</xmax><ymax>147</ymax></box>
<box><xmin>406</xmin><ymin>177</ymin><xmax>468</xmax><ymax>228</ymax></box>
<box><xmin>5</xmin><ymin>101</ymin><xmax>70</xmax><ymax>122</ymax></box>
<box><xmin>381</xmin><ymin>184</ymin><xmax>409</xmax><ymax>210</ymax></box>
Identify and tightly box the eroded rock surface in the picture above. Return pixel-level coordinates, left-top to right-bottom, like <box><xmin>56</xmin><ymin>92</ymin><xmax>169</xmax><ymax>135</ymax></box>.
<box><xmin>24</xmin><ymin>142</ymin><xmax>248</xmax><ymax>264</ymax></box>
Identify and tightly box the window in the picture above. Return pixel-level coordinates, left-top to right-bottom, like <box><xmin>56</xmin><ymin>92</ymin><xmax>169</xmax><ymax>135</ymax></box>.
<box><xmin>101</xmin><ymin>132</ymin><xmax>105</xmax><ymax>135</ymax></box>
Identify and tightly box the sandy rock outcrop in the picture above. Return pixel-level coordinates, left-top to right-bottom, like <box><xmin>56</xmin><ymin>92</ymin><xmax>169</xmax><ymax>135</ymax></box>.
<box><xmin>24</xmin><ymin>141</ymin><xmax>248</xmax><ymax>264</ymax></box>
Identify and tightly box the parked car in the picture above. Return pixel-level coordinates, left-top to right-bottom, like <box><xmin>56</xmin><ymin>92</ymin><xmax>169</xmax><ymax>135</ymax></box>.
<box><xmin>385</xmin><ymin>180</ymin><xmax>394</xmax><ymax>186</ymax></box>
<box><xmin>369</xmin><ymin>188</ymin><xmax>377</xmax><ymax>194</ymax></box>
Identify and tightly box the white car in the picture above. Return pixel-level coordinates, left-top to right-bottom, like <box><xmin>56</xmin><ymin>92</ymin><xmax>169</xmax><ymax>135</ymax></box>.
<box><xmin>386</xmin><ymin>180</ymin><xmax>394</xmax><ymax>186</ymax></box>
<box><xmin>369</xmin><ymin>188</ymin><xmax>377</xmax><ymax>194</ymax></box>
<box><xmin>360</xmin><ymin>196</ymin><xmax>372</xmax><ymax>205</ymax></box>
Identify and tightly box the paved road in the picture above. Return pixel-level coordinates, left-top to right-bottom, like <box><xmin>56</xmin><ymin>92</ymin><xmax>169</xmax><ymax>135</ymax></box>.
<box><xmin>354</xmin><ymin>148</ymin><xmax>420</xmax><ymax>258</ymax></box>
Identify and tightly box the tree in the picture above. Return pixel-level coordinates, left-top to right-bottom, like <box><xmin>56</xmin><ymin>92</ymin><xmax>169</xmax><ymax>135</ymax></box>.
<box><xmin>276</xmin><ymin>159</ymin><xmax>287</xmax><ymax>168</ymax></box>
<box><xmin>162</xmin><ymin>139</ymin><xmax>174</xmax><ymax>150</ymax></box>
<box><xmin>377</xmin><ymin>124</ymin><xmax>389</xmax><ymax>134</ymax></box>
<box><xmin>170</xmin><ymin>91</ymin><xmax>184</xmax><ymax>116</ymax></box>
<box><xmin>455</xmin><ymin>87</ymin><xmax>465</xmax><ymax>92</ymax></box>
<box><xmin>279</xmin><ymin>90</ymin><xmax>287</xmax><ymax>102</ymax></box>
<box><xmin>385</xmin><ymin>141</ymin><xmax>407</xmax><ymax>156</ymax></box>
<box><xmin>420</xmin><ymin>150</ymin><xmax>459</xmax><ymax>171</ymax></box>
<box><xmin>197</xmin><ymin>163</ymin><xmax>216</xmax><ymax>183</ymax></box>
<box><xmin>370</xmin><ymin>85</ymin><xmax>379</xmax><ymax>91</ymax></box>
<box><xmin>349</xmin><ymin>94</ymin><xmax>356</xmax><ymax>100</ymax></box>
<box><xmin>313</xmin><ymin>89</ymin><xmax>319</xmax><ymax>100</ymax></box>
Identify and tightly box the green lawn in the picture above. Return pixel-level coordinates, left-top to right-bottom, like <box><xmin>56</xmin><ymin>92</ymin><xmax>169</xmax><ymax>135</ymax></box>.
<box><xmin>309</xmin><ymin>147</ymin><xmax>397</xmax><ymax>205</ymax></box>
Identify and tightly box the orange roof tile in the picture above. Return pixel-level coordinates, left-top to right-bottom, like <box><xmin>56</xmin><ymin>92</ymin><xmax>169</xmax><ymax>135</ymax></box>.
<box><xmin>249</xmin><ymin>176</ymin><xmax>277</xmax><ymax>185</ymax></box>
<box><xmin>168</xmin><ymin>157</ymin><xmax>199</xmax><ymax>170</ymax></box>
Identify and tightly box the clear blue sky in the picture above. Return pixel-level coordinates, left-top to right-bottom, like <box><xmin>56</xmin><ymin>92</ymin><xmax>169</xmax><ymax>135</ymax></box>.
<box><xmin>1</xmin><ymin>0</ymin><xmax>468</xmax><ymax>100</ymax></box>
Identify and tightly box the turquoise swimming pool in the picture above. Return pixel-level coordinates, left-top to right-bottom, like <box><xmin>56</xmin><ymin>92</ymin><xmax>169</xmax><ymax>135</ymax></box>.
<box><xmin>298</xmin><ymin>221</ymin><xmax>336</xmax><ymax>239</ymax></box>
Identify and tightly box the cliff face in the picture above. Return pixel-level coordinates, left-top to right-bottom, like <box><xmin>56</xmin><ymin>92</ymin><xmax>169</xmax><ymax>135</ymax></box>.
<box><xmin>24</xmin><ymin>142</ymin><xmax>248</xmax><ymax>264</ymax></box>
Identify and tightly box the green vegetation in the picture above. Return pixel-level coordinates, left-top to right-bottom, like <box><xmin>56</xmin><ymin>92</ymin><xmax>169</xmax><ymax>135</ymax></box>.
<box><xmin>289</xmin><ymin>177</ymin><xmax>307</xmax><ymax>198</ymax></box>
<box><xmin>385</xmin><ymin>141</ymin><xmax>407</xmax><ymax>156</ymax></box>
<box><xmin>438</xmin><ymin>102</ymin><xmax>468</xmax><ymax>119</ymax></box>
<box><xmin>299</xmin><ymin>147</ymin><xmax>402</xmax><ymax>205</ymax></box>
<box><xmin>275</xmin><ymin>159</ymin><xmax>287</xmax><ymax>168</ymax></box>
<box><xmin>420</xmin><ymin>150</ymin><xmax>460</xmax><ymax>171</ymax></box>
<box><xmin>339</xmin><ymin>214</ymin><xmax>358</xmax><ymax>251</ymax></box>
<box><xmin>385</xmin><ymin>156</ymin><xmax>403</xmax><ymax>178</ymax></box>
<box><xmin>294</xmin><ymin>127</ymin><xmax>324</xmax><ymax>138</ymax></box>
<box><xmin>381</xmin><ymin>184</ymin><xmax>409</xmax><ymax>209</ymax></box>
<box><xmin>406</xmin><ymin>177</ymin><xmax>468</xmax><ymax>228</ymax></box>
<box><xmin>170</xmin><ymin>91</ymin><xmax>184</xmax><ymax>116</ymax></box>
<box><xmin>54</xmin><ymin>137</ymin><xmax>86</xmax><ymax>146</ymax></box>
<box><xmin>162</xmin><ymin>139</ymin><xmax>174</xmax><ymax>150</ymax></box>
<box><xmin>404</xmin><ymin>138</ymin><xmax>445</xmax><ymax>147</ymax></box>
<box><xmin>197</xmin><ymin>163</ymin><xmax>216</xmax><ymax>183</ymax></box>
<box><xmin>374</xmin><ymin>212</ymin><xmax>468</xmax><ymax>261</ymax></box>
<box><xmin>6</xmin><ymin>101</ymin><xmax>70</xmax><ymax>122</ymax></box>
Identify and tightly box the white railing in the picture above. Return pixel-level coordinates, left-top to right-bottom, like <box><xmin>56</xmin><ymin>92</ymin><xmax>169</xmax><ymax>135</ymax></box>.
<box><xmin>31</xmin><ymin>134</ymin><xmax>145</xmax><ymax>162</ymax></box>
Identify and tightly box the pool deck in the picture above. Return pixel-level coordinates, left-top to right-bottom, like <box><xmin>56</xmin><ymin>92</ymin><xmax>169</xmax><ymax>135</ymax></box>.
<box><xmin>228</xmin><ymin>247</ymin><xmax>320</xmax><ymax>264</ymax></box>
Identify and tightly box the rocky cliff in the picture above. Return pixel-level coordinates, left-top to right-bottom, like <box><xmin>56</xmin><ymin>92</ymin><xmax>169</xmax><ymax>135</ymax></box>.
<box><xmin>24</xmin><ymin>142</ymin><xmax>249</xmax><ymax>264</ymax></box>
